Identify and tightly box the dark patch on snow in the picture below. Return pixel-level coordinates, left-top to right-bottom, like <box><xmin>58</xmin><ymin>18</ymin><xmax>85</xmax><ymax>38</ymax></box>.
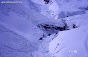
<box><xmin>73</xmin><ymin>24</ymin><xmax>77</xmax><ymax>28</ymax></box>
<box><xmin>48</xmin><ymin>34</ymin><xmax>51</xmax><ymax>36</ymax></box>
<box><xmin>44</xmin><ymin>0</ymin><xmax>50</xmax><ymax>4</ymax></box>
<box><xmin>37</xmin><ymin>23</ymin><xmax>69</xmax><ymax>35</ymax></box>
<box><xmin>39</xmin><ymin>37</ymin><xmax>43</xmax><ymax>40</ymax></box>
<box><xmin>66</xmin><ymin>16</ymin><xmax>69</xmax><ymax>17</ymax></box>
<box><xmin>39</xmin><ymin>34</ymin><xmax>45</xmax><ymax>40</ymax></box>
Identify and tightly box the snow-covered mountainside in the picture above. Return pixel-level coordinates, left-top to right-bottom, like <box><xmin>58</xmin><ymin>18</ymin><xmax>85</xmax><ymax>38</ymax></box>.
<box><xmin>0</xmin><ymin>0</ymin><xmax>88</xmax><ymax>57</ymax></box>
<box><xmin>49</xmin><ymin>12</ymin><xmax>88</xmax><ymax>57</ymax></box>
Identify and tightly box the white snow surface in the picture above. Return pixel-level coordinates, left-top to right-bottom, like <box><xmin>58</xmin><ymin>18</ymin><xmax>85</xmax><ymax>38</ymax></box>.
<box><xmin>49</xmin><ymin>9</ymin><xmax>88</xmax><ymax>57</ymax></box>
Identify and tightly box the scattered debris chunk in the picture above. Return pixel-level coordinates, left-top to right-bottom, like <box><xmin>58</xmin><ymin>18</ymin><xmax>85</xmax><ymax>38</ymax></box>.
<box><xmin>73</xmin><ymin>24</ymin><xmax>77</xmax><ymax>28</ymax></box>
<box><xmin>44</xmin><ymin>0</ymin><xmax>50</xmax><ymax>4</ymax></box>
<box><xmin>39</xmin><ymin>37</ymin><xmax>43</xmax><ymax>40</ymax></box>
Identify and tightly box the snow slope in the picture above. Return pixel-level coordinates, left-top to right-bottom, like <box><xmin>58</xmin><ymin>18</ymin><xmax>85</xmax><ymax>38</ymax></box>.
<box><xmin>0</xmin><ymin>0</ymin><xmax>64</xmax><ymax>57</ymax></box>
<box><xmin>49</xmin><ymin>8</ymin><xmax>88</xmax><ymax>57</ymax></box>
<box><xmin>0</xmin><ymin>0</ymin><xmax>88</xmax><ymax>57</ymax></box>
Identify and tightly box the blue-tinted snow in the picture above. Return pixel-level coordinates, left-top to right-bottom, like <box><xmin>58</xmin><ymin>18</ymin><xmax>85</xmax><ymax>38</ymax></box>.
<box><xmin>49</xmin><ymin>2</ymin><xmax>88</xmax><ymax>57</ymax></box>
<box><xmin>0</xmin><ymin>0</ymin><xmax>88</xmax><ymax>57</ymax></box>
<box><xmin>0</xmin><ymin>0</ymin><xmax>64</xmax><ymax>57</ymax></box>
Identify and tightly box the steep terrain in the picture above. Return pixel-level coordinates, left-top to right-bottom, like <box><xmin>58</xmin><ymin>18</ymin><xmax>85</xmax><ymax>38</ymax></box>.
<box><xmin>0</xmin><ymin>0</ymin><xmax>88</xmax><ymax>57</ymax></box>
